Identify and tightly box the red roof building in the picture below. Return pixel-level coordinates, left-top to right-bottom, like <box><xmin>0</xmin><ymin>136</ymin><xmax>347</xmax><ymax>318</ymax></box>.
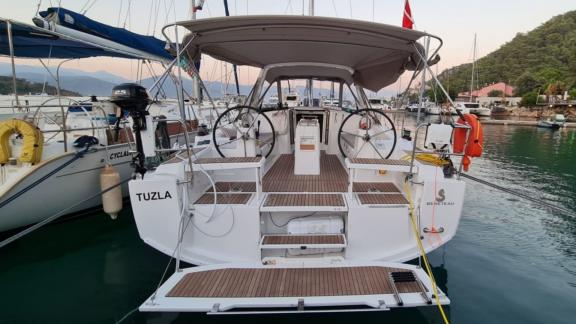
<box><xmin>458</xmin><ymin>82</ymin><xmax>515</xmax><ymax>98</ymax></box>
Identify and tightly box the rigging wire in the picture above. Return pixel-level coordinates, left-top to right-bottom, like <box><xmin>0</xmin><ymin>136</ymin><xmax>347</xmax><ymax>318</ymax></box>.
<box><xmin>348</xmin><ymin>0</ymin><xmax>353</xmax><ymax>18</ymax></box>
<box><xmin>330</xmin><ymin>0</ymin><xmax>338</xmax><ymax>17</ymax></box>
<box><xmin>79</xmin><ymin>0</ymin><xmax>89</xmax><ymax>13</ymax></box>
<box><xmin>145</xmin><ymin>0</ymin><xmax>155</xmax><ymax>36</ymax></box>
<box><xmin>35</xmin><ymin>0</ymin><xmax>43</xmax><ymax>16</ymax></box>
<box><xmin>82</xmin><ymin>0</ymin><xmax>99</xmax><ymax>14</ymax></box>
<box><xmin>284</xmin><ymin>0</ymin><xmax>294</xmax><ymax>14</ymax></box>
<box><xmin>122</xmin><ymin>0</ymin><xmax>132</xmax><ymax>29</ymax></box>
<box><xmin>116</xmin><ymin>0</ymin><xmax>123</xmax><ymax>27</ymax></box>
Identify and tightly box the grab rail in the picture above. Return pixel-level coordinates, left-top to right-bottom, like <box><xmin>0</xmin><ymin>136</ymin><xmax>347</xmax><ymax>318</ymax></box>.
<box><xmin>409</xmin><ymin>122</ymin><xmax>471</xmax><ymax>179</ymax></box>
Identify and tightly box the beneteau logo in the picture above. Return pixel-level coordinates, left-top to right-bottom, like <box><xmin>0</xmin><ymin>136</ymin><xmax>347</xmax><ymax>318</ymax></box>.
<box><xmin>436</xmin><ymin>189</ymin><xmax>446</xmax><ymax>202</ymax></box>
<box><xmin>426</xmin><ymin>189</ymin><xmax>454</xmax><ymax>206</ymax></box>
<box><xmin>136</xmin><ymin>191</ymin><xmax>173</xmax><ymax>201</ymax></box>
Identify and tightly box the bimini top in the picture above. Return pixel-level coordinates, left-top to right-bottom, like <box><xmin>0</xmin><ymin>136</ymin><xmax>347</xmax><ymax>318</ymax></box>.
<box><xmin>175</xmin><ymin>15</ymin><xmax>439</xmax><ymax>91</ymax></box>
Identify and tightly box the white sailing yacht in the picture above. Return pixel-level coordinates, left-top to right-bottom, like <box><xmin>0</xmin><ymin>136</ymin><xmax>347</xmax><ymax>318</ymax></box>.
<box><xmin>125</xmin><ymin>15</ymin><xmax>479</xmax><ymax>314</ymax></box>
<box><xmin>463</xmin><ymin>34</ymin><xmax>491</xmax><ymax>117</ymax></box>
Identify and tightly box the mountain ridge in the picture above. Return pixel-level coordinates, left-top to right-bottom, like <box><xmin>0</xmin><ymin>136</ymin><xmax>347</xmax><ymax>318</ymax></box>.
<box><xmin>0</xmin><ymin>76</ymin><xmax>80</xmax><ymax>96</ymax></box>
<box><xmin>438</xmin><ymin>10</ymin><xmax>576</xmax><ymax>98</ymax></box>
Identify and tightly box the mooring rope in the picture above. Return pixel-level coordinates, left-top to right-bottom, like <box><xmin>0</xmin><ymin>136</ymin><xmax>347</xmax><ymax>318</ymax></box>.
<box><xmin>457</xmin><ymin>172</ymin><xmax>576</xmax><ymax>217</ymax></box>
<box><xmin>404</xmin><ymin>180</ymin><xmax>450</xmax><ymax>324</ymax></box>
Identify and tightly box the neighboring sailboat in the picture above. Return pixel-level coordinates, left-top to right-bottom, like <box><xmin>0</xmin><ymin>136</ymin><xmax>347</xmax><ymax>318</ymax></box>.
<box><xmin>457</xmin><ymin>34</ymin><xmax>489</xmax><ymax>117</ymax></box>
<box><xmin>0</xmin><ymin>8</ymin><xmax>190</xmax><ymax>232</ymax></box>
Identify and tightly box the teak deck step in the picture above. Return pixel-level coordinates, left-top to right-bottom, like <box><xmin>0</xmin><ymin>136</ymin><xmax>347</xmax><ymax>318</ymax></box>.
<box><xmin>193</xmin><ymin>156</ymin><xmax>264</xmax><ymax>171</ymax></box>
<box><xmin>346</xmin><ymin>158</ymin><xmax>415</xmax><ymax>173</ymax></box>
<box><xmin>206</xmin><ymin>182</ymin><xmax>256</xmax><ymax>192</ymax></box>
<box><xmin>166</xmin><ymin>266</ymin><xmax>423</xmax><ymax>298</ymax></box>
<box><xmin>196</xmin><ymin>157</ymin><xmax>262</xmax><ymax>164</ymax></box>
<box><xmin>357</xmin><ymin>193</ymin><xmax>408</xmax><ymax>205</ymax></box>
<box><xmin>195</xmin><ymin>193</ymin><xmax>252</xmax><ymax>205</ymax></box>
<box><xmin>352</xmin><ymin>182</ymin><xmax>400</xmax><ymax>193</ymax></box>
<box><xmin>262</xmin><ymin>193</ymin><xmax>347</xmax><ymax>211</ymax></box>
<box><xmin>260</xmin><ymin>234</ymin><xmax>346</xmax><ymax>249</ymax></box>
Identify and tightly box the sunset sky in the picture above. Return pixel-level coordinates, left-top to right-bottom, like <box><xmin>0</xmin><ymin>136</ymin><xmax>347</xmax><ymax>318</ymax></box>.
<box><xmin>1</xmin><ymin>0</ymin><xmax>574</xmax><ymax>95</ymax></box>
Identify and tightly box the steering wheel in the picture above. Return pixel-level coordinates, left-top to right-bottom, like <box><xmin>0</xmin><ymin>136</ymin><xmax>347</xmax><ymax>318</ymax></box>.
<box><xmin>337</xmin><ymin>108</ymin><xmax>397</xmax><ymax>159</ymax></box>
<box><xmin>212</xmin><ymin>105</ymin><xmax>276</xmax><ymax>158</ymax></box>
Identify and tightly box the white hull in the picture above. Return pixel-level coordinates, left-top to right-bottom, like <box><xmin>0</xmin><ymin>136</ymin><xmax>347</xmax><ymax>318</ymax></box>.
<box><xmin>0</xmin><ymin>144</ymin><xmax>133</xmax><ymax>231</ymax></box>
<box><xmin>130</xmin><ymin>124</ymin><xmax>465</xmax><ymax>265</ymax></box>
<box><xmin>426</xmin><ymin>107</ymin><xmax>441</xmax><ymax>115</ymax></box>
<box><xmin>470</xmin><ymin>107</ymin><xmax>491</xmax><ymax>117</ymax></box>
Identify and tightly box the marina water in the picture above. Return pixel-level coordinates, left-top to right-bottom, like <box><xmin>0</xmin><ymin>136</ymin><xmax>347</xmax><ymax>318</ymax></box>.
<box><xmin>1</xmin><ymin>119</ymin><xmax>575</xmax><ymax>324</ymax></box>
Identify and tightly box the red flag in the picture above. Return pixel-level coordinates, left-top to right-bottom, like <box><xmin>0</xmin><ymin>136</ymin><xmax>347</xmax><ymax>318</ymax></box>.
<box><xmin>402</xmin><ymin>0</ymin><xmax>414</xmax><ymax>29</ymax></box>
<box><xmin>193</xmin><ymin>0</ymin><xmax>205</xmax><ymax>12</ymax></box>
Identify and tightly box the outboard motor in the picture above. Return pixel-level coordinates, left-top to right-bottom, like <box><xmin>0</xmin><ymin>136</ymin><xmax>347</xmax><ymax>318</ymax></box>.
<box><xmin>111</xmin><ymin>83</ymin><xmax>150</xmax><ymax>176</ymax></box>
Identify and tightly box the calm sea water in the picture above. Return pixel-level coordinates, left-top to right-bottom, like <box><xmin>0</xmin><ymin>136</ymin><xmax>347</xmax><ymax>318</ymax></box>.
<box><xmin>1</xmin><ymin>120</ymin><xmax>575</xmax><ymax>324</ymax></box>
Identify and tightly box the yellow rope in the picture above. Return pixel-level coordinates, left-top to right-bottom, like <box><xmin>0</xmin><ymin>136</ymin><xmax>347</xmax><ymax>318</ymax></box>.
<box><xmin>404</xmin><ymin>180</ymin><xmax>450</xmax><ymax>324</ymax></box>
<box><xmin>401</xmin><ymin>153</ymin><xmax>448</xmax><ymax>166</ymax></box>
<box><xmin>416</xmin><ymin>153</ymin><xmax>450</xmax><ymax>166</ymax></box>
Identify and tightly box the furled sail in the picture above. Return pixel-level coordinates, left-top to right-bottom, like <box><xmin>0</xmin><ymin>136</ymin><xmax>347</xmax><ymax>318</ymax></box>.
<box><xmin>1</xmin><ymin>8</ymin><xmax>172</xmax><ymax>62</ymax></box>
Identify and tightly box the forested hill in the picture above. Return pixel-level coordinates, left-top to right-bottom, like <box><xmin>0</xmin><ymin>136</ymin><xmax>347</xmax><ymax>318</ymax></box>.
<box><xmin>438</xmin><ymin>10</ymin><xmax>576</xmax><ymax>98</ymax></box>
<box><xmin>0</xmin><ymin>76</ymin><xmax>80</xmax><ymax>96</ymax></box>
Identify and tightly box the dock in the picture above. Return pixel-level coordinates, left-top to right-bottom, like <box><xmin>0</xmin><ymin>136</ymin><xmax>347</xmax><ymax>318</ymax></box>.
<box><xmin>481</xmin><ymin>120</ymin><xmax>576</xmax><ymax>128</ymax></box>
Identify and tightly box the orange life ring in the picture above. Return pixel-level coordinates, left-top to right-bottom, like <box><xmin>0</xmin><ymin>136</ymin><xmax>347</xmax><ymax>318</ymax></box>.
<box><xmin>453</xmin><ymin>114</ymin><xmax>483</xmax><ymax>171</ymax></box>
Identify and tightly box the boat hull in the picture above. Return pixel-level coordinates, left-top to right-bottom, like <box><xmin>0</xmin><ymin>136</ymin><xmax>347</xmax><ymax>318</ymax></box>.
<box><xmin>537</xmin><ymin>121</ymin><xmax>562</xmax><ymax>129</ymax></box>
<box><xmin>0</xmin><ymin>144</ymin><xmax>133</xmax><ymax>232</ymax></box>
<box><xmin>129</xmin><ymin>151</ymin><xmax>465</xmax><ymax>265</ymax></box>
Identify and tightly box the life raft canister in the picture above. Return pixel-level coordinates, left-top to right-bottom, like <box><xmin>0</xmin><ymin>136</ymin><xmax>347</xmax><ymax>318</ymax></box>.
<box><xmin>0</xmin><ymin>119</ymin><xmax>44</xmax><ymax>165</ymax></box>
<box><xmin>453</xmin><ymin>114</ymin><xmax>483</xmax><ymax>171</ymax></box>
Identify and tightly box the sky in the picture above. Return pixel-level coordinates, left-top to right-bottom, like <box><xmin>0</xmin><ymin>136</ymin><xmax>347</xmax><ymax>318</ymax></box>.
<box><xmin>1</xmin><ymin>0</ymin><xmax>575</xmax><ymax>96</ymax></box>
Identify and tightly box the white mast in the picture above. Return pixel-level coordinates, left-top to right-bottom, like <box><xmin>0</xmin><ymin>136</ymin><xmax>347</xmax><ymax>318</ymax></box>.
<box><xmin>470</xmin><ymin>33</ymin><xmax>477</xmax><ymax>102</ymax></box>
<box><xmin>416</xmin><ymin>36</ymin><xmax>429</xmax><ymax>124</ymax></box>
<box><xmin>191</xmin><ymin>0</ymin><xmax>201</xmax><ymax>104</ymax></box>
<box><xmin>306</xmin><ymin>0</ymin><xmax>314</xmax><ymax>105</ymax></box>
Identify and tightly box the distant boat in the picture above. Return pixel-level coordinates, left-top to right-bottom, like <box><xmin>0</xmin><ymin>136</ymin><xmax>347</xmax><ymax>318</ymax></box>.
<box><xmin>451</xmin><ymin>102</ymin><xmax>472</xmax><ymax>115</ymax></box>
<box><xmin>283</xmin><ymin>91</ymin><xmax>301</xmax><ymax>107</ymax></box>
<box><xmin>406</xmin><ymin>103</ymin><xmax>422</xmax><ymax>113</ymax></box>
<box><xmin>368</xmin><ymin>98</ymin><xmax>390</xmax><ymax>110</ymax></box>
<box><xmin>425</xmin><ymin>105</ymin><xmax>441</xmax><ymax>115</ymax></box>
<box><xmin>537</xmin><ymin>114</ymin><xmax>566</xmax><ymax>130</ymax></box>
<box><xmin>466</xmin><ymin>102</ymin><xmax>491</xmax><ymax>117</ymax></box>
<box><xmin>490</xmin><ymin>105</ymin><xmax>509</xmax><ymax>116</ymax></box>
